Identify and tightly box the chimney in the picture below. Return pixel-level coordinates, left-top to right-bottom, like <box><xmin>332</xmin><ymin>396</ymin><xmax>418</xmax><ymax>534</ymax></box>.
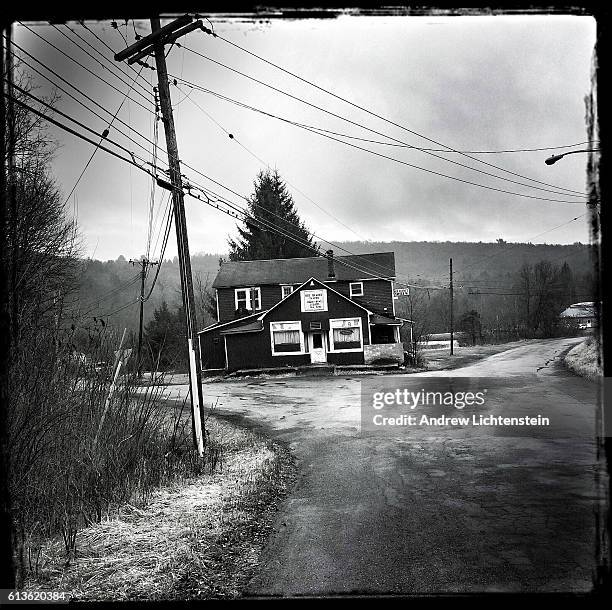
<box><xmin>326</xmin><ymin>249</ymin><xmax>335</xmax><ymax>279</ymax></box>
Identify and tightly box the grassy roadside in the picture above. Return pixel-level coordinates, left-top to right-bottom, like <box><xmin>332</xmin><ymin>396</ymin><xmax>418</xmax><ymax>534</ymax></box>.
<box><xmin>564</xmin><ymin>336</ymin><xmax>602</xmax><ymax>381</ymax></box>
<box><xmin>23</xmin><ymin>412</ymin><xmax>296</xmax><ymax>601</ymax></box>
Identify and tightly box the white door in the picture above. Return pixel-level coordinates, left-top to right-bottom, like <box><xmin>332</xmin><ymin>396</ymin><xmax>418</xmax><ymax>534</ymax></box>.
<box><xmin>310</xmin><ymin>332</ymin><xmax>327</xmax><ymax>364</ymax></box>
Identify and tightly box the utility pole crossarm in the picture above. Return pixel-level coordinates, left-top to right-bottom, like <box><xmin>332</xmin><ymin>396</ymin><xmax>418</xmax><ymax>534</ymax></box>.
<box><xmin>114</xmin><ymin>14</ymin><xmax>192</xmax><ymax>62</ymax></box>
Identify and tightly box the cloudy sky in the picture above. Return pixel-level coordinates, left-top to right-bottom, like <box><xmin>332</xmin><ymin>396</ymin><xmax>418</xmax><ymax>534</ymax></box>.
<box><xmin>15</xmin><ymin>13</ymin><xmax>596</xmax><ymax>261</ymax></box>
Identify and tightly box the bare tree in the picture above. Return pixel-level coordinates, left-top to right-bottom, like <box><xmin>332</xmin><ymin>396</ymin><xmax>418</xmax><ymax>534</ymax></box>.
<box><xmin>194</xmin><ymin>271</ymin><xmax>218</xmax><ymax>327</ymax></box>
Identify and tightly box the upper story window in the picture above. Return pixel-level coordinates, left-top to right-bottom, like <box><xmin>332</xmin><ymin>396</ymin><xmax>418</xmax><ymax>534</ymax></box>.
<box><xmin>349</xmin><ymin>282</ymin><xmax>364</xmax><ymax>297</ymax></box>
<box><xmin>235</xmin><ymin>287</ymin><xmax>261</xmax><ymax>312</ymax></box>
<box><xmin>281</xmin><ymin>285</ymin><xmax>294</xmax><ymax>299</ymax></box>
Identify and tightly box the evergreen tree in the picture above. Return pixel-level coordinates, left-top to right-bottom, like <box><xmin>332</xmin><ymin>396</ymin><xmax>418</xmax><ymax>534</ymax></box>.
<box><xmin>458</xmin><ymin>309</ymin><xmax>482</xmax><ymax>345</ymax></box>
<box><xmin>144</xmin><ymin>301</ymin><xmax>188</xmax><ymax>370</ymax></box>
<box><xmin>228</xmin><ymin>169</ymin><xmax>317</xmax><ymax>260</ymax></box>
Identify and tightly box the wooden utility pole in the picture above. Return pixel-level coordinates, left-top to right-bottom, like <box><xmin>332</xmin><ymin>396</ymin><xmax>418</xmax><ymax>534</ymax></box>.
<box><xmin>129</xmin><ymin>257</ymin><xmax>158</xmax><ymax>378</ymax></box>
<box><xmin>115</xmin><ymin>15</ymin><xmax>206</xmax><ymax>456</ymax></box>
<box><xmin>449</xmin><ymin>257</ymin><xmax>454</xmax><ymax>355</ymax></box>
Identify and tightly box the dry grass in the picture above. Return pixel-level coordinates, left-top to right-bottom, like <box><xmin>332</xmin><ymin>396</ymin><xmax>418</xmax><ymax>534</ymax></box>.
<box><xmin>23</xmin><ymin>416</ymin><xmax>295</xmax><ymax>601</ymax></box>
<box><xmin>565</xmin><ymin>337</ymin><xmax>603</xmax><ymax>381</ymax></box>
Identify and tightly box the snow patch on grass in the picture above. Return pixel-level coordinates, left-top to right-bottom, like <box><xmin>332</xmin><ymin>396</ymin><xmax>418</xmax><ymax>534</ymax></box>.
<box><xmin>25</xmin><ymin>417</ymin><xmax>295</xmax><ymax>600</ymax></box>
<box><xmin>564</xmin><ymin>337</ymin><xmax>602</xmax><ymax>381</ymax></box>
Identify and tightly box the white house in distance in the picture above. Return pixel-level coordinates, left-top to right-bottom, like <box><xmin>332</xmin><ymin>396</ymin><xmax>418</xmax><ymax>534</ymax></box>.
<box><xmin>559</xmin><ymin>302</ymin><xmax>597</xmax><ymax>330</ymax></box>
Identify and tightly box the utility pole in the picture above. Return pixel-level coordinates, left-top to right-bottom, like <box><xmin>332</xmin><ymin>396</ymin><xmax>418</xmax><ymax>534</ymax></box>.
<box><xmin>449</xmin><ymin>257</ymin><xmax>454</xmax><ymax>355</ymax></box>
<box><xmin>115</xmin><ymin>15</ymin><xmax>206</xmax><ymax>456</ymax></box>
<box><xmin>129</xmin><ymin>257</ymin><xmax>158</xmax><ymax>378</ymax></box>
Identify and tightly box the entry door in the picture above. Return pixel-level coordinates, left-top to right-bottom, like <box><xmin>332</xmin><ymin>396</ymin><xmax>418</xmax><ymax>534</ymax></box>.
<box><xmin>310</xmin><ymin>332</ymin><xmax>327</xmax><ymax>364</ymax></box>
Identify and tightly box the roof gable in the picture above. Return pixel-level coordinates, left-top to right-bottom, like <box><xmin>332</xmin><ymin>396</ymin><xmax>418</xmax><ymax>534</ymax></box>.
<box><xmin>260</xmin><ymin>276</ymin><xmax>373</xmax><ymax>320</ymax></box>
<box><xmin>212</xmin><ymin>252</ymin><xmax>395</xmax><ymax>289</ymax></box>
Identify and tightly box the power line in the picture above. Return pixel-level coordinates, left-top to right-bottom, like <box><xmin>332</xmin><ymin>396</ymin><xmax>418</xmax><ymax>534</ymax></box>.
<box><xmin>178</xmin><ymin>43</ymin><xmax>586</xmax><ymax>199</ymax></box>
<box><xmin>61</xmin><ymin>64</ymin><xmax>146</xmax><ymax>207</ymax></box>
<box><xmin>19</xmin><ymin>23</ymin><xmax>154</xmax><ymax>112</ymax></box>
<box><xmin>61</xmin><ymin>23</ymin><xmax>154</xmax><ymax>100</ymax></box>
<box><xmin>198</xmin><ymin>28</ymin><xmax>587</xmax><ymax>195</ymax></box>
<box><xmin>67</xmin><ymin>22</ymin><xmax>599</xmax><ymax>176</ymax></box>
<box><xmin>7</xmin><ymin>82</ymin><xmax>155</xmax><ymax>171</ymax></box>
<box><xmin>97</xmin><ymin>298</ymin><xmax>141</xmax><ymax>319</ymax></box>
<box><xmin>7</xmin><ymin>91</ymin><xmax>158</xmax><ymax>181</ymax></box>
<box><xmin>183</xmin><ymin>176</ymin><xmax>447</xmax><ymax>289</ymax></box>
<box><xmin>10</xmin><ymin>73</ymin><xmax>418</xmax><ymax>294</ymax></box>
<box><xmin>10</xmin><ymin>39</ymin><xmax>389</xmax><ymax>277</ymax></box>
<box><xmin>143</xmin><ymin>200</ymin><xmax>174</xmax><ymax>302</ymax></box>
<box><xmin>172</xmin><ymin>77</ymin><xmax>586</xmax><ymax>204</ymax></box>
<box><xmin>175</xmin><ymin>83</ymin><xmax>370</xmax><ymax>242</ymax></box>
<box><xmin>16</xmin><ymin>31</ymin><xmax>585</xmax><ymax>288</ymax></box>
<box><xmin>15</xmin><ymin>34</ymin><xmax>568</xmax><ymax>289</ymax></box>
<box><xmin>145</xmin><ymin>87</ymin><xmax>160</xmax><ymax>259</ymax></box>
<box><xmin>9</xmin><ymin>42</ymin><xmax>369</xmax><ymax>284</ymax></box>
<box><xmin>51</xmin><ymin>24</ymin><xmax>154</xmax><ymax>103</ymax></box>
<box><xmin>18</xmin><ymin>61</ymin><xmax>582</xmax><ymax>294</ymax></box>
<box><xmin>7</xmin><ymin>41</ymin><xmax>167</xmax><ymax>168</ymax></box>
<box><xmin>73</xmin><ymin>273</ymin><xmax>142</xmax><ymax>318</ymax></box>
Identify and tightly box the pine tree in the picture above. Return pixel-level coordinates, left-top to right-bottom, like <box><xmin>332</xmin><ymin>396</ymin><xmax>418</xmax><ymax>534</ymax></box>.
<box><xmin>228</xmin><ymin>169</ymin><xmax>317</xmax><ymax>261</ymax></box>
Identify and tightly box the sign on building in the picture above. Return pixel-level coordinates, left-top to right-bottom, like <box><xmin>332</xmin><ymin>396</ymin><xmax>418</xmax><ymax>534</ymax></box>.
<box><xmin>301</xmin><ymin>289</ymin><xmax>328</xmax><ymax>312</ymax></box>
<box><xmin>393</xmin><ymin>288</ymin><xmax>410</xmax><ymax>297</ymax></box>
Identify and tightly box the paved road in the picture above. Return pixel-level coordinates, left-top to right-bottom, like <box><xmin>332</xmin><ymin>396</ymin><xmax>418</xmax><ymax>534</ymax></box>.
<box><xmin>187</xmin><ymin>337</ymin><xmax>605</xmax><ymax>594</ymax></box>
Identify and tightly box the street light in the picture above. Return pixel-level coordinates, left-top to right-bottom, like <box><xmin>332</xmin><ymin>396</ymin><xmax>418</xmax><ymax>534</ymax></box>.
<box><xmin>545</xmin><ymin>148</ymin><xmax>599</xmax><ymax>165</ymax></box>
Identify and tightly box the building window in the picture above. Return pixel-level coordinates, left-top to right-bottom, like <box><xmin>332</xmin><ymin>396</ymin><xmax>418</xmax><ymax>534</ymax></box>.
<box><xmin>349</xmin><ymin>282</ymin><xmax>364</xmax><ymax>297</ymax></box>
<box><xmin>270</xmin><ymin>321</ymin><xmax>304</xmax><ymax>355</ymax></box>
<box><xmin>281</xmin><ymin>285</ymin><xmax>294</xmax><ymax>299</ymax></box>
<box><xmin>329</xmin><ymin>318</ymin><xmax>363</xmax><ymax>352</ymax></box>
<box><xmin>235</xmin><ymin>287</ymin><xmax>261</xmax><ymax>311</ymax></box>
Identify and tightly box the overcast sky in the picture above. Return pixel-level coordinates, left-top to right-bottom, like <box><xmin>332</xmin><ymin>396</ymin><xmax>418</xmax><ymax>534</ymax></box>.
<box><xmin>15</xmin><ymin>13</ymin><xmax>597</xmax><ymax>261</ymax></box>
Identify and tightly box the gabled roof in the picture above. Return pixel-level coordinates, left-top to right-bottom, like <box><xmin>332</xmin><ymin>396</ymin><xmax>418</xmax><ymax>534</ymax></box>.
<box><xmin>261</xmin><ymin>276</ymin><xmax>374</xmax><ymax>320</ymax></box>
<box><xmin>560</xmin><ymin>302</ymin><xmax>596</xmax><ymax>318</ymax></box>
<box><xmin>212</xmin><ymin>252</ymin><xmax>396</xmax><ymax>289</ymax></box>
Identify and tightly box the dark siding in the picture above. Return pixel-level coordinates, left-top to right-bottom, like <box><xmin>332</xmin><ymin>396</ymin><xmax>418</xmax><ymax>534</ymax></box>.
<box><xmin>217</xmin><ymin>280</ymin><xmax>393</xmax><ymax>322</ymax></box>
<box><xmin>329</xmin><ymin>279</ymin><xmax>394</xmax><ymax>316</ymax></box>
<box><xmin>225</xmin><ymin>331</ymin><xmax>310</xmax><ymax>371</ymax></box>
<box><xmin>199</xmin><ymin>331</ymin><xmax>226</xmax><ymax>370</ymax></box>
<box><xmin>217</xmin><ymin>284</ymin><xmax>284</xmax><ymax>322</ymax></box>
<box><xmin>266</xmin><ymin>284</ymin><xmax>369</xmax><ymax>333</ymax></box>
<box><xmin>200</xmin><ymin>316</ymin><xmax>262</xmax><ymax>370</ymax></box>
<box><xmin>223</xmin><ymin>282</ymin><xmax>370</xmax><ymax>370</ymax></box>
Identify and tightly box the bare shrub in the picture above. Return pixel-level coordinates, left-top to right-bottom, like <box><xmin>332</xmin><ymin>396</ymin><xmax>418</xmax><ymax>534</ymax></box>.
<box><xmin>8</xmin><ymin>320</ymin><xmax>213</xmax><ymax>586</ymax></box>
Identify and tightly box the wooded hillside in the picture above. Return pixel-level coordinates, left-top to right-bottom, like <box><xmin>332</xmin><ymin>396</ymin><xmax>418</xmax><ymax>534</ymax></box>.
<box><xmin>72</xmin><ymin>241</ymin><xmax>595</xmax><ymax>338</ymax></box>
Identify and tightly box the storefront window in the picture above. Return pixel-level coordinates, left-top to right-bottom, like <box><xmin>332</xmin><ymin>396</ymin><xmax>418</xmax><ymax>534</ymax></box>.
<box><xmin>271</xmin><ymin>321</ymin><xmax>303</xmax><ymax>354</ymax></box>
<box><xmin>329</xmin><ymin>318</ymin><xmax>362</xmax><ymax>351</ymax></box>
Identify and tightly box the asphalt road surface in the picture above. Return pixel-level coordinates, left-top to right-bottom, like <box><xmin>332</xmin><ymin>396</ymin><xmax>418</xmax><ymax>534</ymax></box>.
<box><xmin>188</xmin><ymin>337</ymin><xmax>605</xmax><ymax>595</ymax></box>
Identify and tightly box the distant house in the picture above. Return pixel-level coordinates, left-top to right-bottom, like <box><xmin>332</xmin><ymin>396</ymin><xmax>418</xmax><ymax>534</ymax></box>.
<box><xmin>559</xmin><ymin>302</ymin><xmax>597</xmax><ymax>329</ymax></box>
<box><xmin>419</xmin><ymin>332</ymin><xmax>463</xmax><ymax>350</ymax></box>
<box><xmin>198</xmin><ymin>251</ymin><xmax>406</xmax><ymax>372</ymax></box>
